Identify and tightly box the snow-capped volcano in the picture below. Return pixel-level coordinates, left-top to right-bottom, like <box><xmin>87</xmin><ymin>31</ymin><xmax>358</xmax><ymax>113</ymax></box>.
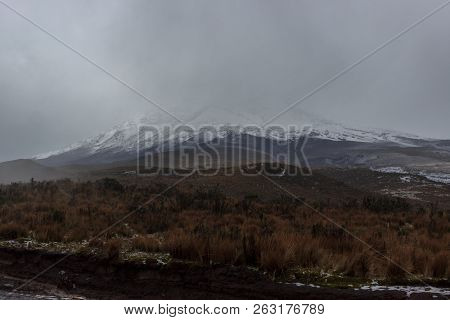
<box><xmin>33</xmin><ymin>109</ymin><xmax>436</xmax><ymax>166</ymax></box>
<box><xmin>35</xmin><ymin>120</ymin><xmax>141</xmax><ymax>160</ymax></box>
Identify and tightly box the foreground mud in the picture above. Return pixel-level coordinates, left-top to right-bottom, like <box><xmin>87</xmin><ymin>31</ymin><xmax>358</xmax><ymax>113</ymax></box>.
<box><xmin>0</xmin><ymin>247</ymin><xmax>447</xmax><ymax>300</ymax></box>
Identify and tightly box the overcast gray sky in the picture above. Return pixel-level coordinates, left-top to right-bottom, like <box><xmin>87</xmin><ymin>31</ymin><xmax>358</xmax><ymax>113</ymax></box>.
<box><xmin>0</xmin><ymin>0</ymin><xmax>449</xmax><ymax>161</ymax></box>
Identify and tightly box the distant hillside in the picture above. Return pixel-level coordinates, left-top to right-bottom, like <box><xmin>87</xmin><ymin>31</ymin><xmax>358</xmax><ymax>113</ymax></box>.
<box><xmin>0</xmin><ymin>159</ymin><xmax>69</xmax><ymax>184</ymax></box>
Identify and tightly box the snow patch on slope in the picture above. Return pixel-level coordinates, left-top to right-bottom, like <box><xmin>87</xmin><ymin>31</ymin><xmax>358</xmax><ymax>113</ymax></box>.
<box><xmin>371</xmin><ymin>167</ymin><xmax>450</xmax><ymax>185</ymax></box>
<box><xmin>371</xmin><ymin>167</ymin><xmax>408</xmax><ymax>174</ymax></box>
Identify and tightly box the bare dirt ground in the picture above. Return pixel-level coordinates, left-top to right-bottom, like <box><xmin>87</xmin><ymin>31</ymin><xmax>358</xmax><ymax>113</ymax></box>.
<box><xmin>0</xmin><ymin>247</ymin><xmax>447</xmax><ymax>300</ymax></box>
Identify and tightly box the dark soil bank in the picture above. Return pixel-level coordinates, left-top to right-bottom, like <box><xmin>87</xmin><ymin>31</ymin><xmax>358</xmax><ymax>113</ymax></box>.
<box><xmin>0</xmin><ymin>247</ymin><xmax>441</xmax><ymax>299</ymax></box>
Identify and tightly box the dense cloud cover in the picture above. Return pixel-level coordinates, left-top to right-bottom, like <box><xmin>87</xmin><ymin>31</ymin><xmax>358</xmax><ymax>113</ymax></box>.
<box><xmin>0</xmin><ymin>0</ymin><xmax>449</xmax><ymax>161</ymax></box>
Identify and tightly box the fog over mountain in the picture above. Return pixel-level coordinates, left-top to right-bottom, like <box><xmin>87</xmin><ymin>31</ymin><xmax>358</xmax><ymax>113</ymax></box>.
<box><xmin>1</xmin><ymin>0</ymin><xmax>450</xmax><ymax>162</ymax></box>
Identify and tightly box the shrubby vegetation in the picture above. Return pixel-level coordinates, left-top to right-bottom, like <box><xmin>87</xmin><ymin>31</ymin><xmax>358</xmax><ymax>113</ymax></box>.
<box><xmin>0</xmin><ymin>178</ymin><xmax>448</xmax><ymax>279</ymax></box>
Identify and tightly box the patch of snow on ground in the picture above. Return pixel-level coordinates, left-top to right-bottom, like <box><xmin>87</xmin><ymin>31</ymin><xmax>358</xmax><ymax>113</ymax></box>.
<box><xmin>292</xmin><ymin>283</ymin><xmax>321</xmax><ymax>288</ymax></box>
<box><xmin>356</xmin><ymin>285</ymin><xmax>450</xmax><ymax>298</ymax></box>
<box><xmin>418</xmin><ymin>172</ymin><xmax>450</xmax><ymax>184</ymax></box>
<box><xmin>371</xmin><ymin>167</ymin><xmax>450</xmax><ymax>185</ymax></box>
<box><xmin>371</xmin><ymin>167</ymin><xmax>408</xmax><ymax>174</ymax></box>
<box><xmin>400</xmin><ymin>176</ymin><xmax>412</xmax><ymax>183</ymax></box>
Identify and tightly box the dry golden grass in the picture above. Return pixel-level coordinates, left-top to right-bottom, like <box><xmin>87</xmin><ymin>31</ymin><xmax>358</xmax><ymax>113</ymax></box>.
<box><xmin>131</xmin><ymin>236</ymin><xmax>161</xmax><ymax>253</ymax></box>
<box><xmin>104</xmin><ymin>238</ymin><xmax>122</xmax><ymax>260</ymax></box>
